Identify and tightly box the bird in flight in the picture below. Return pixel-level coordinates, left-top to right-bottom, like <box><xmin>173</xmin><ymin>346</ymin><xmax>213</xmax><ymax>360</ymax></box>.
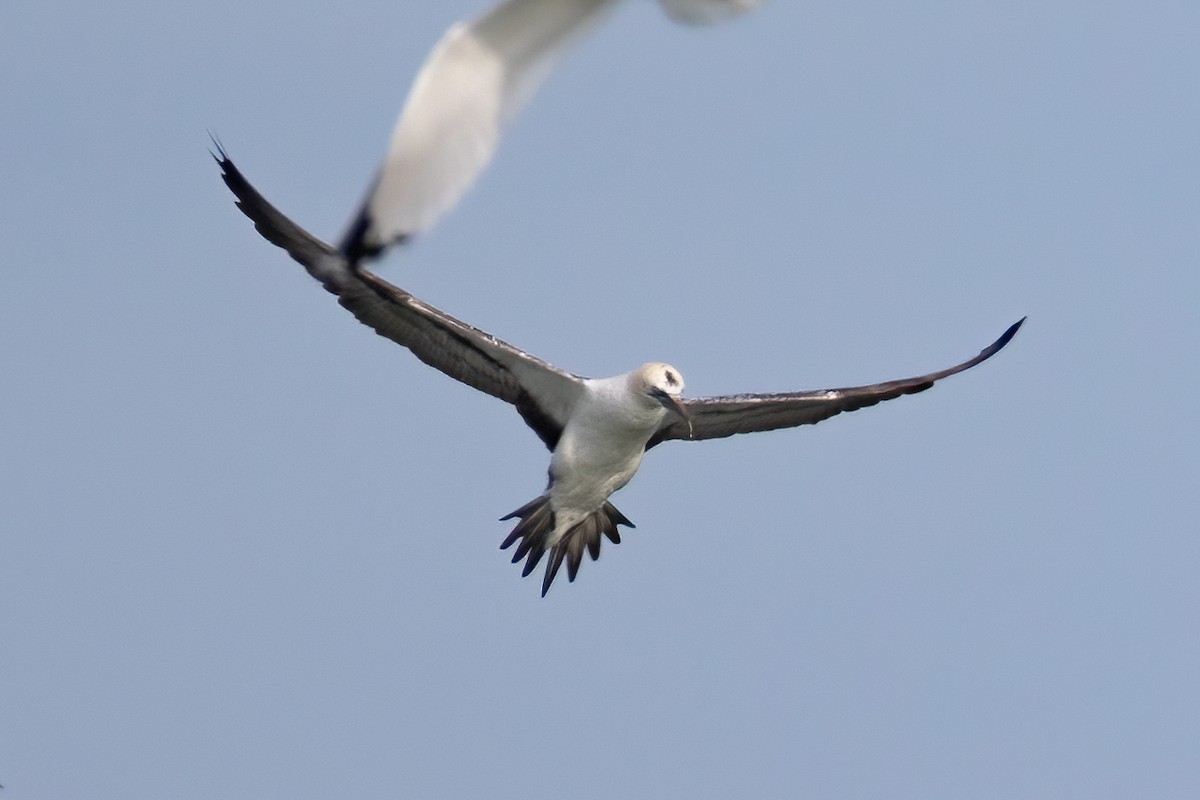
<box><xmin>243</xmin><ymin>0</ymin><xmax>761</xmax><ymax>265</ymax></box>
<box><xmin>214</xmin><ymin>147</ymin><xmax>1024</xmax><ymax>595</ymax></box>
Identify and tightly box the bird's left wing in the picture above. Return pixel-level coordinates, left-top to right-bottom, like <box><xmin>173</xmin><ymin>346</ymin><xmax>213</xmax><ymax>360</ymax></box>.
<box><xmin>648</xmin><ymin>319</ymin><xmax>1024</xmax><ymax>447</ymax></box>
<box><xmin>215</xmin><ymin>144</ymin><xmax>584</xmax><ymax>449</ymax></box>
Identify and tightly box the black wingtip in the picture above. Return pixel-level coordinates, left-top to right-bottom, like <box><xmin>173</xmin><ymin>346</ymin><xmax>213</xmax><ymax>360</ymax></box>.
<box><xmin>209</xmin><ymin>135</ymin><xmax>337</xmax><ymax>269</ymax></box>
<box><xmin>207</xmin><ymin>133</ymin><xmax>247</xmax><ymax>203</ymax></box>
<box><xmin>338</xmin><ymin>210</ymin><xmax>387</xmax><ymax>265</ymax></box>
<box><xmin>1004</xmin><ymin>316</ymin><xmax>1027</xmax><ymax>342</ymax></box>
<box><xmin>207</xmin><ymin>129</ymin><xmax>226</xmax><ymax>162</ymax></box>
<box><xmin>989</xmin><ymin>317</ymin><xmax>1026</xmax><ymax>355</ymax></box>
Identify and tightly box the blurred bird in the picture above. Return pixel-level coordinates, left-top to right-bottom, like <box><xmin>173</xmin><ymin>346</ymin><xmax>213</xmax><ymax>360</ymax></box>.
<box><xmin>234</xmin><ymin>0</ymin><xmax>761</xmax><ymax>265</ymax></box>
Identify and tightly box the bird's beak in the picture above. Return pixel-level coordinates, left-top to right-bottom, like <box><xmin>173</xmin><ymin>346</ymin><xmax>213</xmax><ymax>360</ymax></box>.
<box><xmin>658</xmin><ymin>393</ymin><xmax>693</xmax><ymax>438</ymax></box>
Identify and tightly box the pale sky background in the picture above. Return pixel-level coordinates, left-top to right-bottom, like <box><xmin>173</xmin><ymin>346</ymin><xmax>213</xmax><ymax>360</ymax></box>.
<box><xmin>2</xmin><ymin>1</ymin><xmax>1198</xmax><ymax>797</ymax></box>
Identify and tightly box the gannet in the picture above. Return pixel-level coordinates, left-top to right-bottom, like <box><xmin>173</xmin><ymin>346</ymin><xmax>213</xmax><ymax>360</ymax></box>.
<box><xmin>215</xmin><ymin>147</ymin><xmax>1024</xmax><ymax>595</ymax></box>
<box><xmin>238</xmin><ymin>0</ymin><xmax>761</xmax><ymax>265</ymax></box>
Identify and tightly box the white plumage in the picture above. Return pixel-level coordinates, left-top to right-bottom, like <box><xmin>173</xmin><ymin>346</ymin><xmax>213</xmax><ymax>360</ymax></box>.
<box><xmin>315</xmin><ymin>0</ymin><xmax>762</xmax><ymax>261</ymax></box>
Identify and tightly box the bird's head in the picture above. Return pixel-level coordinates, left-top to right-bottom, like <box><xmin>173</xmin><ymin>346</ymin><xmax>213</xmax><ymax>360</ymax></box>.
<box><xmin>636</xmin><ymin>362</ymin><xmax>691</xmax><ymax>436</ymax></box>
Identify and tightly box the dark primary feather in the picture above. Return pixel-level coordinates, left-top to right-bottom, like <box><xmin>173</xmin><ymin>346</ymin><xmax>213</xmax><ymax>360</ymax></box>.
<box><xmin>647</xmin><ymin>318</ymin><xmax>1024</xmax><ymax>447</ymax></box>
<box><xmin>212</xmin><ymin>138</ymin><xmax>334</xmax><ymax>266</ymax></box>
<box><xmin>212</xmin><ymin>142</ymin><xmax>582</xmax><ymax>448</ymax></box>
<box><xmin>338</xmin><ymin>200</ymin><xmax>394</xmax><ymax>265</ymax></box>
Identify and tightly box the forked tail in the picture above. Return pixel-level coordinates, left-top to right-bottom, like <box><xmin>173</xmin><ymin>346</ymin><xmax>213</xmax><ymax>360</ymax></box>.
<box><xmin>500</xmin><ymin>497</ymin><xmax>634</xmax><ymax>596</ymax></box>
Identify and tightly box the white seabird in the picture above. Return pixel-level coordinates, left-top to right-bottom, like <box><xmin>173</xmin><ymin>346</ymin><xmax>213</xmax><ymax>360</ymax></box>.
<box><xmin>248</xmin><ymin>0</ymin><xmax>761</xmax><ymax>264</ymax></box>
<box><xmin>216</xmin><ymin>147</ymin><xmax>1024</xmax><ymax>596</ymax></box>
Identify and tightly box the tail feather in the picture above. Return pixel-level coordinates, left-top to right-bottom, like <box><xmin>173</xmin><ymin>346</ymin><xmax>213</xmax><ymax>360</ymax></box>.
<box><xmin>544</xmin><ymin>546</ymin><xmax>569</xmax><ymax>597</ymax></box>
<box><xmin>499</xmin><ymin>496</ymin><xmax>635</xmax><ymax>596</ymax></box>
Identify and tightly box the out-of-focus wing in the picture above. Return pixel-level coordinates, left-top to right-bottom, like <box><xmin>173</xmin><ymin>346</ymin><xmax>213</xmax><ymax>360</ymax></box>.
<box><xmin>657</xmin><ymin>0</ymin><xmax>759</xmax><ymax>25</ymax></box>
<box><xmin>340</xmin><ymin>0</ymin><xmax>620</xmax><ymax>261</ymax></box>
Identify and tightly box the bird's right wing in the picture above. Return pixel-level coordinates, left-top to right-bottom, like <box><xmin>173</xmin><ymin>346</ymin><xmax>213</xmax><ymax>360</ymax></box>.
<box><xmin>340</xmin><ymin>0</ymin><xmax>621</xmax><ymax>261</ymax></box>
<box><xmin>215</xmin><ymin>144</ymin><xmax>584</xmax><ymax>449</ymax></box>
<box><xmin>648</xmin><ymin>319</ymin><xmax>1024</xmax><ymax>447</ymax></box>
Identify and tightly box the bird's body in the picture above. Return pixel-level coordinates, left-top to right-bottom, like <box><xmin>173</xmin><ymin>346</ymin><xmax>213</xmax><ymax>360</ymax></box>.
<box><xmin>214</xmin><ymin>148</ymin><xmax>1024</xmax><ymax>595</ymax></box>
<box><xmin>552</xmin><ymin>396</ymin><xmax>651</xmax><ymax>522</ymax></box>
<box><xmin>503</xmin><ymin>367</ymin><xmax>686</xmax><ymax>593</ymax></box>
<box><xmin>552</xmin><ymin>368</ymin><xmax>679</xmax><ymax>513</ymax></box>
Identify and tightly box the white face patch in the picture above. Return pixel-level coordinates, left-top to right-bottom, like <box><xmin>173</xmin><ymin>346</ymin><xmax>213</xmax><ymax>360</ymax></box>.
<box><xmin>649</xmin><ymin>363</ymin><xmax>684</xmax><ymax>396</ymax></box>
<box><xmin>636</xmin><ymin>363</ymin><xmax>686</xmax><ymax>398</ymax></box>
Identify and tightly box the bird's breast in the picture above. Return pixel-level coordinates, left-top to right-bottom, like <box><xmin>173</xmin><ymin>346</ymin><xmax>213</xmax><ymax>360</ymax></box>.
<box><xmin>548</xmin><ymin>395</ymin><xmax>663</xmax><ymax>516</ymax></box>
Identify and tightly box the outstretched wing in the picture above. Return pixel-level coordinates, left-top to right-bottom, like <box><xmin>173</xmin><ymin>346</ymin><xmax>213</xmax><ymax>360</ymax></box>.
<box><xmin>341</xmin><ymin>0</ymin><xmax>620</xmax><ymax>261</ymax></box>
<box><xmin>647</xmin><ymin>319</ymin><xmax>1024</xmax><ymax>447</ymax></box>
<box><xmin>214</xmin><ymin>144</ymin><xmax>584</xmax><ymax>449</ymax></box>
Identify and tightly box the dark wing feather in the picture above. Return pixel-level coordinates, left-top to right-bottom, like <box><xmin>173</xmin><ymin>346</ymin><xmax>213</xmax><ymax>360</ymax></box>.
<box><xmin>213</xmin><ymin>142</ymin><xmax>583</xmax><ymax>448</ymax></box>
<box><xmin>648</xmin><ymin>319</ymin><xmax>1024</xmax><ymax>447</ymax></box>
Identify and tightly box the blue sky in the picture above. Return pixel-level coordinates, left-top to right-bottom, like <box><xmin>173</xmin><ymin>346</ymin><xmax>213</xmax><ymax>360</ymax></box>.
<box><xmin>2</xmin><ymin>1</ymin><xmax>1198</xmax><ymax>797</ymax></box>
